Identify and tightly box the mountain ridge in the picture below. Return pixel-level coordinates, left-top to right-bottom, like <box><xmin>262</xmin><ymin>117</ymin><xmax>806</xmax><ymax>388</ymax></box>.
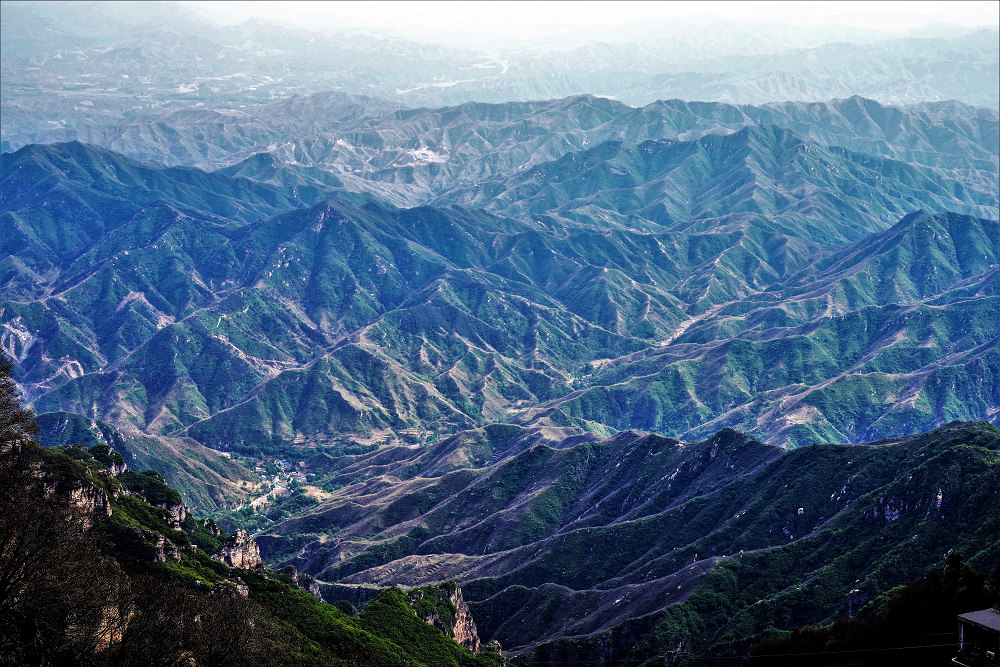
<box><xmin>3</xmin><ymin>139</ymin><xmax>996</xmax><ymax>468</ymax></box>
<box><xmin>253</xmin><ymin>420</ymin><xmax>1000</xmax><ymax>661</ymax></box>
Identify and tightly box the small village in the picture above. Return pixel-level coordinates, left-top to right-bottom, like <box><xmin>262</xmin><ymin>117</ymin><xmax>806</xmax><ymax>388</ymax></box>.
<box><xmin>247</xmin><ymin>458</ymin><xmax>311</xmax><ymax>511</ymax></box>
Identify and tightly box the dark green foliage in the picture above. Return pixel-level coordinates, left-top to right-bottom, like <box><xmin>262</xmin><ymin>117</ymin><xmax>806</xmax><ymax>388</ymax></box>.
<box><xmin>357</xmin><ymin>588</ymin><xmax>487</xmax><ymax>667</ymax></box>
<box><xmin>37</xmin><ymin>446</ymin><xmax>93</xmax><ymax>488</ymax></box>
<box><xmin>242</xmin><ymin>571</ymin><xmax>496</xmax><ymax>666</ymax></box>
<box><xmin>89</xmin><ymin>444</ymin><xmax>125</xmax><ymax>469</ymax></box>
<box><xmin>408</xmin><ymin>581</ymin><xmax>459</xmax><ymax>631</ymax></box>
<box><xmin>0</xmin><ymin>352</ymin><xmax>39</xmax><ymax>449</ymax></box>
<box><xmin>184</xmin><ymin>517</ymin><xmax>225</xmax><ymax>555</ymax></box>
<box><xmin>118</xmin><ymin>469</ymin><xmax>183</xmax><ymax>507</ymax></box>
<box><xmin>746</xmin><ymin>556</ymin><xmax>1000</xmax><ymax>666</ymax></box>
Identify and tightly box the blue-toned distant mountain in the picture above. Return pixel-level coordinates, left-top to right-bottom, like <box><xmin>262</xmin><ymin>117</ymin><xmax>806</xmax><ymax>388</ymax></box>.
<box><xmin>6</xmin><ymin>95</ymin><xmax>995</xmax><ymax>245</ymax></box>
<box><xmin>5</xmin><ymin>93</ymin><xmax>997</xmax><ymax>184</ymax></box>
<box><xmin>2</xmin><ymin>135</ymin><xmax>996</xmax><ymax>472</ymax></box>
<box><xmin>435</xmin><ymin>123</ymin><xmax>997</xmax><ymax>245</ymax></box>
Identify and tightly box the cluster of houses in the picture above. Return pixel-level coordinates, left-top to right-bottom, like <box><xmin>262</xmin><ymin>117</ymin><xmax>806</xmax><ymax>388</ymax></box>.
<box><xmin>254</xmin><ymin>458</ymin><xmax>309</xmax><ymax>485</ymax></box>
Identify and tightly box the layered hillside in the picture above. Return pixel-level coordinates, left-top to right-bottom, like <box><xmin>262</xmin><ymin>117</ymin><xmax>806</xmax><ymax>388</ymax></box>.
<box><xmin>3</xmin><ymin>135</ymin><xmax>997</xmax><ymax>470</ymax></box>
<box><xmin>436</xmin><ymin>123</ymin><xmax>997</xmax><ymax>245</ymax></box>
<box><xmin>6</xmin><ymin>94</ymin><xmax>997</xmax><ymax>195</ymax></box>
<box><xmin>258</xmin><ymin>420</ymin><xmax>1000</xmax><ymax>662</ymax></box>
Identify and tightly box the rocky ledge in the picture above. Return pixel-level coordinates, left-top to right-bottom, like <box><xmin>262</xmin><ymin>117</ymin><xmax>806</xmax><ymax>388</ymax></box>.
<box><xmin>214</xmin><ymin>528</ymin><xmax>264</xmax><ymax>570</ymax></box>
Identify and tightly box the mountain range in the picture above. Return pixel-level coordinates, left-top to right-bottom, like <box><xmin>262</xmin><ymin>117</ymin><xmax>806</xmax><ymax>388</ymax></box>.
<box><xmin>260</xmin><ymin>420</ymin><xmax>1000</xmax><ymax>661</ymax></box>
<box><xmin>2</xmin><ymin>7</ymin><xmax>999</xmax><ymax>662</ymax></box>
<box><xmin>3</xmin><ymin>96</ymin><xmax>996</xmax><ymax>483</ymax></box>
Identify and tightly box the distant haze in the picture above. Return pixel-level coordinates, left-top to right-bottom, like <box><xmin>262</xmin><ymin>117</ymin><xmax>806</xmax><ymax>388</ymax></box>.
<box><xmin>1</xmin><ymin>0</ymin><xmax>997</xmax><ymax>132</ymax></box>
<box><xmin>180</xmin><ymin>0</ymin><xmax>1000</xmax><ymax>42</ymax></box>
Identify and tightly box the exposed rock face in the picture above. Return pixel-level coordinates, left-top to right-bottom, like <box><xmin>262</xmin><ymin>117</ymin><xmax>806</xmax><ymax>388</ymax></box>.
<box><xmin>200</xmin><ymin>518</ymin><xmax>222</xmax><ymax>537</ymax></box>
<box><xmin>157</xmin><ymin>500</ymin><xmax>189</xmax><ymax>529</ymax></box>
<box><xmin>277</xmin><ymin>565</ymin><xmax>324</xmax><ymax>600</ymax></box>
<box><xmin>67</xmin><ymin>485</ymin><xmax>113</xmax><ymax>517</ymax></box>
<box><xmin>303</xmin><ymin>577</ymin><xmax>322</xmax><ymax>600</ymax></box>
<box><xmin>100</xmin><ymin>447</ymin><xmax>128</xmax><ymax>477</ymax></box>
<box><xmin>214</xmin><ymin>529</ymin><xmax>263</xmax><ymax>569</ymax></box>
<box><xmin>42</xmin><ymin>481</ymin><xmax>113</xmax><ymax>528</ymax></box>
<box><xmin>408</xmin><ymin>581</ymin><xmax>480</xmax><ymax>653</ymax></box>
<box><xmin>287</xmin><ymin>567</ymin><xmax>323</xmax><ymax>601</ymax></box>
<box><xmin>213</xmin><ymin>579</ymin><xmax>250</xmax><ymax>598</ymax></box>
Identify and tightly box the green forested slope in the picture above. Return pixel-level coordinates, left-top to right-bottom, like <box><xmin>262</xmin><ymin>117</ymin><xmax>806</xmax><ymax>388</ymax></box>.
<box><xmin>0</xmin><ymin>360</ymin><xmax>502</xmax><ymax>665</ymax></box>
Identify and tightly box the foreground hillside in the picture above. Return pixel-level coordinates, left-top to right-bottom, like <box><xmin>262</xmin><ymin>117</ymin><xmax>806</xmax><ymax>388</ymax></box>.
<box><xmin>5</xmin><ymin>341</ymin><xmax>997</xmax><ymax>664</ymax></box>
<box><xmin>255</xmin><ymin>420</ymin><xmax>1000</xmax><ymax>662</ymax></box>
<box><xmin>0</xmin><ymin>354</ymin><xmax>503</xmax><ymax>666</ymax></box>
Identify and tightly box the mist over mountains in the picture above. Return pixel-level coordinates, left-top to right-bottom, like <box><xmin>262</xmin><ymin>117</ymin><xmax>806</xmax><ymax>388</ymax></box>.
<box><xmin>2</xmin><ymin>0</ymin><xmax>998</xmax><ymax>141</ymax></box>
<box><xmin>2</xmin><ymin>2</ymin><xmax>999</xmax><ymax>665</ymax></box>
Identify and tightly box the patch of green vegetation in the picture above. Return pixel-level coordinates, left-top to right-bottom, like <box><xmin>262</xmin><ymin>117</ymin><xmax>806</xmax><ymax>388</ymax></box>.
<box><xmin>118</xmin><ymin>469</ymin><xmax>183</xmax><ymax>507</ymax></box>
<box><xmin>408</xmin><ymin>582</ymin><xmax>459</xmax><ymax>630</ymax></box>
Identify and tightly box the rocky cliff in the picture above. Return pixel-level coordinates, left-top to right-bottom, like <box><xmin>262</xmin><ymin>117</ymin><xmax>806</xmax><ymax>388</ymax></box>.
<box><xmin>291</xmin><ymin>569</ymin><xmax>323</xmax><ymax>600</ymax></box>
<box><xmin>156</xmin><ymin>499</ymin><xmax>189</xmax><ymax>528</ymax></box>
<box><xmin>67</xmin><ymin>485</ymin><xmax>113</xmax><ymax>518</ymax></box>
<box><xmin>41</xmin><ymin>474</ymin><xmax>113</xmax><ymax>524</ymax></box>
<box><xmin>214</xmin><ymin>529</ymin><xmax>264</xmax><ymax>570</ymax></box>
<box><xmin>408</xmin><ymin>581</ymin><xmax>481</xmax><ymax>653</ymax></box>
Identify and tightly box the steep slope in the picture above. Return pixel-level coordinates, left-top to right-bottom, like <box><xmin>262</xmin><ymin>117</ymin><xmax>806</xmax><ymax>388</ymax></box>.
<box><xmin>747</xmin><ymin>556</ymin><xmax>1000</xmax><ymax>667</ymax></box>
<box><xmin>538</xmin><ymin>212</ymin><xmax>999</xmax><ymax>446</ymax></box>
<box><xmin>0</xmin><ymin>426</ymin><xmax>503</xmax><ymax>665</ymax></box>
<box><xmin>0</xmin><ymin>141</ymin><xmax>377</xmax><ymax>282</ymax></box>
<box><xmin>34</xmin><ymin>411</ymin><xmax>252</xmax><ymax>509</ymax></box>
<box><xmin>257</xmin><ymin>421</ymin><xmax>1000</xmax><ymax>662</ymax></box>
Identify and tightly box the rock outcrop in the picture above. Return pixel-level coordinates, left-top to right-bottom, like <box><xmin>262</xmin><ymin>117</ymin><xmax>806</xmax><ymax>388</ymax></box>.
<box><xmin>156</xmin><ymin>500</ymin><xmax>189</xmax><ymax>529</ymax></box>
<box><xmin>201</xmin><ymin>518</ymin><xmax>222</xmax><ymax>536</ymax></box>
<box><xmin>214</xmin><ymin>529</ymin><xmax>263</xmax><ymax>569</ymax></box>
<box><xmin>284</xmin><ymin>566</ymin><xmax>323</xmax><ymax>600</ymax></box>
<box><xmin>292</xmin><ymin>571</ymin><xmax>323</xmax><ymax>602</ymax></box>
<box><xmin>67</xmin><ymin>485</ymin><xmax>113</xmax><ymax>518</ymax></box>
<box><xmin>127</xmin><ymin>528</ymin><xmax>182</xmax><ymax>563</ymax></box>
<box><xmin>213</xmin><ymin>579</ymin><xmax>250</xmax><ymax>598</ymax></box>
<box><xmin>41</xmin><ymin>480</ymin><xmax>113</xmax><ymax>528</ymax></box>
<box><xmin>92</xmin><ymin>446</ymin><xmax>128</xmax><ymax>477</ymax></box>
<box><xmin>408</xmin><ymin>581</ymin><xmax>480</xmax><ymax>653</ymax></box>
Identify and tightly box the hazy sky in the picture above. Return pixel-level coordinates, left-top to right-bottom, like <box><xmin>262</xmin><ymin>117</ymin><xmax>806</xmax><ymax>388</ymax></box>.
<box><xmin>180</xmin><ymin>1</ymin><xmax>1000</xmax><ymax>40</ymax></box>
